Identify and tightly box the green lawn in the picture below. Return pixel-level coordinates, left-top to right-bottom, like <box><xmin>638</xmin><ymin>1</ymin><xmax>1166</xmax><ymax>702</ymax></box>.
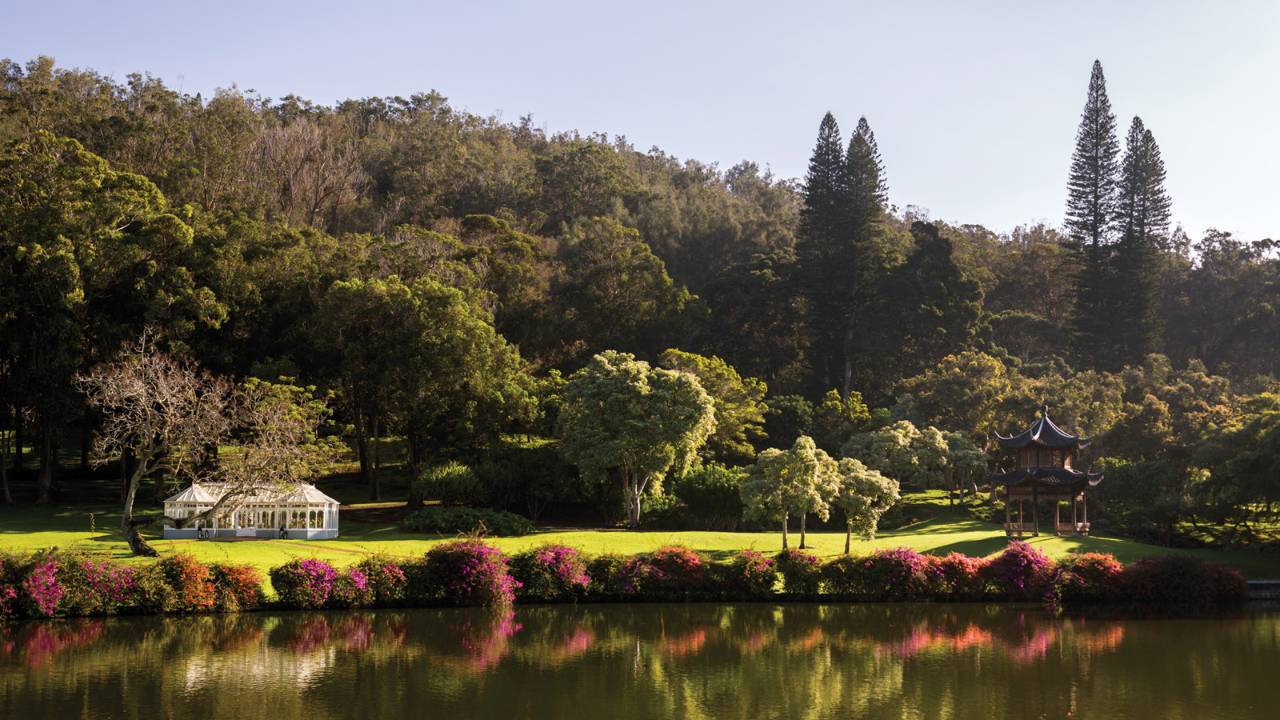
<box><xmin>4</xmin><ymin>491</ymin><xmax>1280</xmax><ymax>582</ymax></box>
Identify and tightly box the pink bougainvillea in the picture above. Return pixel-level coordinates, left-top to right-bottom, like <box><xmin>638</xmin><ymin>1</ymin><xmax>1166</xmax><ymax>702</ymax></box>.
<box><xmin>424</xmin><ymin>540</ymin><xmax>520</xmax><ymax>607</ymax></box>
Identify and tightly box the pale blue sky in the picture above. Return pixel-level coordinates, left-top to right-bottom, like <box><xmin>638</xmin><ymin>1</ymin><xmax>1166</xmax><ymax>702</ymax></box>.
<box><xmin>5</xmin><ymin>1</ymin><xmax>1278</xmax><ymax>241</ymax></box>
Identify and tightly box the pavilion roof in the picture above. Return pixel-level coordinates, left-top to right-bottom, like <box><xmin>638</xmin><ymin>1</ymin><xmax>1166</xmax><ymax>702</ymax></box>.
<box><xmin>990</xmin><ymin>466</ymin><xmax>1103</xmax><ymax>488</ymax></box>
<box><xmin>164</xmin><ymin>482</ymin><xmax>340</xmax><ymax>505</ymax></box>
<box><xmin>995</xmin><ymin>407</ymin><xmax>1091</xmax><ymax>450</ymax></box>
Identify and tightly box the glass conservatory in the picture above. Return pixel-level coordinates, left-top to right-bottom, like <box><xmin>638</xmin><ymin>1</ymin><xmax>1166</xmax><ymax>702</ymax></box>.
<box><xmin>162</xmin><ymin>482</ymin><xmax>340</xmax><ymax>539</ymax></box>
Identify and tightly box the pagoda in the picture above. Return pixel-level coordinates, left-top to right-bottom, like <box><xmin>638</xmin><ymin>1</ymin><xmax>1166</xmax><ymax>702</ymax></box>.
<box><xmin>990</xmin><ymin>406</ymin><xmax>1102</xmax><ymax>537</ymax></box>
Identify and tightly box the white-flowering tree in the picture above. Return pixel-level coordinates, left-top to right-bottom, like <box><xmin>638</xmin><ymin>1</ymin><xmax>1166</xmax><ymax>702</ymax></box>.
<box><xmin>833</xmin><ymin>458</ymin><xmax>901</xmax><ymax>553</ymax></box>
<box><xmin>742</xmin><ymin>435</ymin><xmax>839</xmax><ymax>549</ymax></box>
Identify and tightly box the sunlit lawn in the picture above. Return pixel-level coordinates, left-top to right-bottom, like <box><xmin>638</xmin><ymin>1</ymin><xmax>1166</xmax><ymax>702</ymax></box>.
<box><xmin>4</xmin><ymin>492</ymin><xmax>1280</xmax><ymax>584</ymax></box>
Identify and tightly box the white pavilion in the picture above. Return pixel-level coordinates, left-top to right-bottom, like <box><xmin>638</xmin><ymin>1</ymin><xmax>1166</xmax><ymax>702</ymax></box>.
<box><xmin>162</xmin><ymin>482</ymin><xmax>340</xmax><ymax>539</ymax></box>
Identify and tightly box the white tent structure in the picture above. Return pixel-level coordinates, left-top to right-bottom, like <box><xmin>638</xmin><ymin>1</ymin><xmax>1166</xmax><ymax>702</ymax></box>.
<box><xmin>163</xmin><ymin>483</ymin><xmax>340</xmax><ymax>539</ymax></box>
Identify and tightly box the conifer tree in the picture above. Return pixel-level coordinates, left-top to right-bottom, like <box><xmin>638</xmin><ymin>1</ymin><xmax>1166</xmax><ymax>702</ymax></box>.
<box><xmin>1064</xmin><ymin>60</ymin><xmax>1121</xmax><ymax>368</ymax></box>
<box><xmin>1112</xmin><ymin>116</ymin><xmax>1172</xmax><ymax>364</ymax></box>
<box><xmin>838</xmin><ymin>117</ymin><xmax>891</xmax><ymax>395</ymax></box>
<box><xmin>796</xmin><ymin>113</ymin><xmax>849</xmax><ymax>393</ymax></box>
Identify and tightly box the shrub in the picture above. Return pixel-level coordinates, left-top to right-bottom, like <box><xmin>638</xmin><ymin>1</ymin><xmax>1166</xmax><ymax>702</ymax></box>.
<box><xmin>510</xmin><ymin>545</ymin><xmax>590</xmax><ymax>602</ymax></box>
<box><xmin>402</xmin><ymin>506</ymin><xmax>534</xmax><ymax>536</ymax></box>
<box><xmin>647</xmin><ymin>545</ymin><xmax>711</xmax><ymax>596</ymax></box>
<box><xmin>58</xmin><ymin>555</ymin><xmax>139</xmax><ymax>616</ymax></box>
<box><xmin>422</xmin><ymin>540</ymin><xmax>520</xmax><ymax>607</ymax></box>
<box><xmin>1122</xmin><ymin>556</ymin><xmax>1248</xmax><ymax>608</ymax></box>
<box><xmin>156</xmin><ymin>554</ymin><xmax>217</xmax><ymax>613</ymax></box>
<box><xmin>474</xmin><ymin>443</ymin><xmax>583</xmax><ymax>521</ymax></box>
<box><xmin>1</xmin><ymin>555</ymin><xmax>22</xmax><ymax>622</ymax></box>
<box><xmin>982</xmin><ymin>541</ymin><xmax>1055</xmax><ymax>601</ymax></box>
<box><xmin>585</xmin><ymin>553</ymin><xmax>630</xmax><ymax>598</ymax></box>
<box><xmin>353</xmin><ymin>556</ymin><xmax>408</xmax><ymax>605</ymax></box>
<box><xmin>671</xmin><ymin>464</ymin><xmax>747</xmax><ymax>530</ymax></box>
<box><xmin>720</xmin><ymin>550</ymin><xmax>777</xmax><ymax>598</ymax></box>
<box><xmin>210</xmin><ymin>564</ymin><xmax>264</xmax><ymax>611</ymax></box>
<box><xmin>270</xmin><ymin>558</ymin><xmax>338</xmax><ymax>609</ymax></box>
<box><xmin>1055</xmin><ymin>553</ymin><xmax>1124</xmax><ymax>603</ymax></box>
<box><xmin>859</xmin><ymin>548</ymin><xmax>936</xmax><ymax>601</ymax></box>
<box><xmin>20</xmin><ymin>554</ymin><xmax>65</xmax><ymax>617</ymax></box>
<box><xmin>412</xmin><ymin>461</ymin><xmax>485</xmax><ymax>507</ymax></box>
<box><xmin>776</xmin><ymin>549</ymin><xmax>822</xmax><ymax>596</ymax></box>
<box><xmin>933</xmin><ymin>552</ymin><xmax>989</xmax><ymax>600</ymax></box>
<box><xmin>820</xmin><ymin>554</ymin><xmax>865</xmax><ymax>596</ymax></box>
<box><xmin>329</xmin><ymin>567</ymin><xmax>376</xmax><ymax>608</ymax></box>
<box><xmin>401</xmin><ymin>559</ymin><xmax>437</xmax><ymax>603</ymax></box>
<box><xmin>638</xmin><ymin>494</ymin><xmax>689</xmax><ymax>530</ymax></box>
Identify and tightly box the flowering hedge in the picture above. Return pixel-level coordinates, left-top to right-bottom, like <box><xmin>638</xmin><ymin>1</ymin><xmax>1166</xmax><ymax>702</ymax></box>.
<box><xmin>0</xmin><ymin>544</ymin><xmax>1252</xmax><ymax>623</ymax></box>
<box><xmin>510</xmin><ymin>545</ymin><xmax>590</xmax><ymax>602</ymax></box>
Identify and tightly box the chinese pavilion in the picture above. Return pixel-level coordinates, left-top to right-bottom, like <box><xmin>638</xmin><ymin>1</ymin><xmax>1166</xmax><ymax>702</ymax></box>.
<box><xmin>990</xmin><ymin>407</ymin><xmax>1102</xmax><ymax>537</ymax></box>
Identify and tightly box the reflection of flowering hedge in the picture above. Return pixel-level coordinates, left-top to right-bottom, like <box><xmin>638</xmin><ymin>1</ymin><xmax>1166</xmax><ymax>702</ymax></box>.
<box><xmin>0</xmin><ymin>544</ymin><xmax>1252</xmax><ymax>622</ymax></box>
<box><xmin>511</xmin><ymin>545</ymin><xmax>591</xmax><ymax>602</ymax></box>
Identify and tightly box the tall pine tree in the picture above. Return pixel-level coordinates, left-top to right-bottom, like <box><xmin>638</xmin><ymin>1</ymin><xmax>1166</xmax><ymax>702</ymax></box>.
<box><xmin>841</xmin><ymin>117</ymin><xmax>890</xmax><ymax>396</ymax></box>
<box><xmin>796</xmin><ymin>112</ymin><xmax>849</xmax><ymax>394</ymax></box>
<box><xmin>1112</xmin><ymin>116</ymin><xmax>1172</xmax><ymax>365</ymax></box>
<box><xmin>1064</xmin><ymin>60</ymin><xmax>1121</xmax><ymax>368</ymax></box>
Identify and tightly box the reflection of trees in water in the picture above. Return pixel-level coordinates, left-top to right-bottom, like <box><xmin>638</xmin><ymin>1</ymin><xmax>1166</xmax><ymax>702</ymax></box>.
<box><xmin>0</xmin><ymin>605</ymin><xmax>1275</xmax><ymax>719</ymax></box>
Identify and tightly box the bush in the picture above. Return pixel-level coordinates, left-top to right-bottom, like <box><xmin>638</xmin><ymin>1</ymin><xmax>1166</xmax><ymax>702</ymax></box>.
<box><xmin>155</xmin><ymin>554</ymin><xmax>218</xmax><ymax>613</ymax></box>
<box><xmin>638</xmin><ymin>494</ymin><xmax>688</xmax><ymax>530</ymax></box>
<box><xmin>860</xmin><ymin>548</ymin><xmax>936</xmax><ymax>601</ymax></box>
<box><xmin>933</xmin><ymin>553</ymin><xmax>989</xmax><ymax>600</ymax></box>
<box><xmin>210</xmin><ymin>564</ymin><xmax>264</xmax><ymax>611</ymax></box>
<box><xmin>412</xmin><ymin>461</ymin><xmax>485</xmax><ymax>507</ymax></box>
<box><xmin>1055</xmin><ymin>553</ymin><xmax>1125</xmax><ymax>603</ymax></box>
<box><xmin>329</xmin><ymin>567</ymin><xmax>376</xmax><ymax>608</ymax></box>
<box><xmin>1121</xmin><ymin>556</ymin><xmax>1247</xmax><ymax>608</ymax></box>
<box><xmin>19</xmin><ymin>554</ymin><xmax>65</xmax><ymax>617</ymax></box>
<box><xmin>719</xmin><ymin>550</ymin><xmax>776</xmax><ymax>597</ymax></box>
<box><xmin>352</xmin><ymin>556</ymin><xmax>408</xmax><ymax>605</ymax></box>
<box><xmin>983</xmin><ymin>541</ymin><xmax>1055</xmax><ymax>601</ymax></box>
<box><xmin>585</xmin><ymin>553</ymin><xmax>631</xmax><ymax>598</ymax></box>
<box><xmin>0</xmin><ymin>555</ymin><xmax>18</xmax><ymax>623</ymax></box>
<box><xmin>474</xmin><ymin>442</ymin><xmax>583</xmax><ymax>521</ymax></box>
<box><xmin>57</xmin><ymin>555</ymin><xmax>140</xmax><ymax>616</ymax></box>
<box><xmin>422</xmin><ymin>540</ymin><xmax>520</xmax><ymax>607</ymax></box>
<box><xmin>647</xmin><ymin>545</ymin><xmax>711</xmax><ymax>596</ymax></box>
<box><xmin>776</xmin><ymin>549</ymin><xmax>822</xmax><ymax>596</ymax></box>
<box><xmin>671</xmin><ymin>464</ymin><xmax>747</xmax><ymax>530</ymax></box>
<box><xmin>402</xmin><ymin>506</ymin><xmax>534</xmax><ymax>536</ymax></box>
<box><xmin>270</xmin><ymin>558</ymin><xmax>338</xmax><ymax>609</ymax></box>
<box><xmin>510</xmin><ymin>545</ymin><xmax>591</xmax><ymax>602</ymax></box>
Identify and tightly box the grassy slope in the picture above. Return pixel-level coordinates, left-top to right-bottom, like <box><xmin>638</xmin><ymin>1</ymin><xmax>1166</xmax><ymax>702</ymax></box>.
<box><xmin>3</xmin><ymin>490</ymin><xmax>1279</xmax><ymax>581</ymax></box>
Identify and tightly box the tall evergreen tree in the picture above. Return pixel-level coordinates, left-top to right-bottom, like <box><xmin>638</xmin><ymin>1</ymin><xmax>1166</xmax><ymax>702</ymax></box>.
<box><xmin>839</xmin><ymin>117</ymin><xmax>891</xmax><ymax>395</ymax></box>
<box><xmin>796</xmin><ymin>113</ymin><xmax>849</xmax><ymax>394</ymax></box>
<box><xmin>1064</xmin><ymin>61</ymin><xmax>1121</xmax><ymax>369</ymax></box>
<box><xmin>1112</xmin><ymin>116</ymin><xmax>1172</xmax><ymax>365</ymax></box>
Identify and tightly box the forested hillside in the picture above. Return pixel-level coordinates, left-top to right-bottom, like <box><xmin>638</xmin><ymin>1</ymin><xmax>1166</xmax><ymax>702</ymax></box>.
<box><xmin>2</xmin><ymin>56</ymin><xmax>1277</xmax><ymax>547</ymax></box>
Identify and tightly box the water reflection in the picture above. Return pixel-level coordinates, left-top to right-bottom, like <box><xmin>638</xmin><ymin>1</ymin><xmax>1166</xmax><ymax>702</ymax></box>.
<box><xmin>2</xmin><ymin>604</ymin><xmax>1277</xmax><ymax>720</ymax></box>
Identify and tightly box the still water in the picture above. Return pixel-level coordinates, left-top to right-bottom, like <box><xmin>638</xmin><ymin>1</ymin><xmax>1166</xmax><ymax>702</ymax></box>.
<box><xmin>3</xmin><ymin>603</ymin><xmax>1277</xmax><ymax>719</ymax></box>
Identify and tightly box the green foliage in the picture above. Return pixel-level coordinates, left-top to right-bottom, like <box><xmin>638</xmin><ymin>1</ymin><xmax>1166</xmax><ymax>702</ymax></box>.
<box><xmin>763</xmin><ymin>394</ymin><xmax>815</xmax><ymax>448</ymax></box>
<box><xmin>670</xmin><ymin>463</ymin><xmax>747</xmax><ymax>531</ymax></box>
<box><xmin>832</xmin><ymin>458</ymin><xmax>900</xmax><ymax>544</ymax></box>
<box><xmin>413</xmin><ymin>461</ymin><xmax>484</xmax><ymax>506</ymax></box>
<box><xmin>401</xmin><ymin>506</ymin><xmax>535</xmax><ymax>536</ymax></box>
<box><xmin>659</xmin><ymin>348</ymin><xmax>768</xmax><ymax>463</ymax></box>
<box><xmin>557</xmin><ymin>350</ymin><xmax>716</xmax><ymax>528</ymax></box>
<box><xmin>811</xmin><ymin>389</ymin><xmax>870</xmax><ymax>453</ymax></box>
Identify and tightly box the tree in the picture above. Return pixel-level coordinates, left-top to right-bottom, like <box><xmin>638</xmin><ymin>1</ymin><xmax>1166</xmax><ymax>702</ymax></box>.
<box><xmin>842</xmin><ymin>420</ymin><xmax>949</xmax><ymax>490</ymax></box>
<box><xmin>1065</xmin><ymin>60</ymin><xmax>1121</xmax><ymax>367</ymax></box>
<box><xmin>77</xmin><ymin>334</ymin><xmax>236</xmax><ymax>556</ymax></box>
<box><xmin>896</xmin><ymin>351</ymin><xmax>1015</xmax><ymax>442</ymax></box>
<box><xmin>741</xmin><ymin>436</ymin><xmax>839</xmax><ymax>549</ymax></box>
<box><xmin>832</xmin><ymin>458</ymin><xmax>900</xmax><ymax>553</ymax></box>
<box><xmin>863</xmin><ymin>222</ymin><xmax>981</xmax><ymax>387</ymax></box>
<box><xmin>1111</xmin><ymin>116</ymin><xmax>1172</xmax><ymax>365</ymax></box>
<box><xmin>557</xmin><ymin>351</ymin><xmax>715</xmax><ymax>528</ymax></box>
<box><xmin>811</xmin><ymin>388</ymin><xmax>870</xmax><ymax>454</ymax></box>
<box><xmin>658</xmin><ymin>348</ymin><xmax>768</xmax><ymax>463</ymax></box>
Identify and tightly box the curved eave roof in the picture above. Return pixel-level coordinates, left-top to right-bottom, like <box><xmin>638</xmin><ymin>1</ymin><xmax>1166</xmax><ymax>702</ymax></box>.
<box><xmin>164</xmin><ymin>482</ymin><xmax>339</xmax><ymax>505</ymax></box>
<box><xmin>990</xmin><ymin>467</ymin><xmax>1103</xmax><ymax>488</ymax></box>
<box><xmin>996</xmin><ymin>410</ymin><xmax>1091</xmax><ymax>450</ymax></box>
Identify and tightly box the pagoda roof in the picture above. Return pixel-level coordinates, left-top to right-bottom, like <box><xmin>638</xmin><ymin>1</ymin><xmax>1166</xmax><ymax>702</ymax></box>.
<box><xmin>990</xmin><ymin>466</ymin><xmax>1103</xmax><ymax>488</ymax></box>
<box><xmin>996</xmin><ymin>407</ymin><xmax>1091</xmax><ymax>450</ymax></box>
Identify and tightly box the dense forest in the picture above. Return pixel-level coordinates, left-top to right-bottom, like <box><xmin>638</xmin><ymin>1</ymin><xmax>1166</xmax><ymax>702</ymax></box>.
<box><xmin>1</xmin><ymin>56</ymin><xmax>1277</xmax><ymax>548</ymax></box>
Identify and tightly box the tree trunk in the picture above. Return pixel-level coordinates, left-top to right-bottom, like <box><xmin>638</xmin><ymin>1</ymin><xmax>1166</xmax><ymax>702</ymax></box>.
<box><xmin>36</xmin><ymin>419</ymin><xmax>54</xmax><ymax>504</ymax></box>
<box><xmin>799</xmin><ymin>513</ymin><xmax>807</xmax><ymax>549</ymax></box>
<box><xmin>120</xmin><ymin>462</ymin><xmax>158</xmax><ymax>557</ymax></box>
<box><xmin>354</xmin><ymin>407</ymin><xmax>372</xmax><ymax>486</ymax></box>
<box><xmin>369</xmin><ymin>416</ymin><xmax>381</xmax><ymax>502</ymax></box>
<box><xmin>12</xmin><ymin>415</ymin><xmax>22</xmax><ymax>472</ymax></box>
<box><xmin>80</xmin><ymin>415</ymin><xmax>91</xmax><ymax>472</ymax></box>
<box><xmin>781</xmin><ymin>513</ymin><xmax>789</xmax><ymax>550</ymax></box>
<box><xmin>844</xmin><ymin>523</ymin><xmax>852</xmax><ymax>554</ymax></box>
<box><xmin>1</xmin><ymin>406</ymin><xmax>12</xmax><ymax>504</ymax></box>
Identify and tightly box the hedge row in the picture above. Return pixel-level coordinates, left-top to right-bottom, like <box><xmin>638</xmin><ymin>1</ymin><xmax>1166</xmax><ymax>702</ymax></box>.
<box><xmin>0</xmin><ymin>542</ymin><xmax>1248</xmax><ymax>622</ymax></box>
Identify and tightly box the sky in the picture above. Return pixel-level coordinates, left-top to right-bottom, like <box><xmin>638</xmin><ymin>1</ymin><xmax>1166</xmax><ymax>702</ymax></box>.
<box><xmin>4</xmin><ymin>0</ymin><xmax>1278</xmax><ymax>241</ymax></box>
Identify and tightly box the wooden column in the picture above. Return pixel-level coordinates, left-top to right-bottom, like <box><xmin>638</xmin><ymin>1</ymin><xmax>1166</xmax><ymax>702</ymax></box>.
<box><xmin>1072</xmin><ymin>494</ymin><xmax>1078</xmax><ymax>533</ymax></box>
<box><xmin>1031</xmin><ymin>485</ymin><xmax>1040</xmax><ymax>536</ymax></box>
<box><xmin>1055</xmin><ymin>501</ymin><xmax>1061</xmax><ymax>535</ymax></box>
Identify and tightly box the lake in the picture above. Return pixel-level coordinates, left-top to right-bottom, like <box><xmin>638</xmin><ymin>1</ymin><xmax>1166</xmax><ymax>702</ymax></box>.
<box><xmin>2</xmin><ymin>603</ymin><xmax>1277</xmax><ymax>719</ymax></box>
